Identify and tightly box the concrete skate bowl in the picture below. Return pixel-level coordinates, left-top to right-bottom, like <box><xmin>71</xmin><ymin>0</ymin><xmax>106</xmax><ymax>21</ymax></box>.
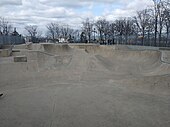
<box><xmin>1</xmin><ymin>44</ymin><xmax>170</xmax><ymax>127</ymax></box>
<box><xmin>111</xmin><ymin>50</ymin><xmax>170</xmax><ymax>76</ymax></box>
<box><xmin>69</xmin><ymin>44</ymin><xmax>170</xmax><ymax>76</ymax></box>
<box><xmin>10</xmin><ymin>44</ymin><xmax>170</xmax><ymax>75</ymax></box>
<box><xmin>1</xmin><ymin>43</ymin><xmax>170</xmax><ymax>76</ymax></box>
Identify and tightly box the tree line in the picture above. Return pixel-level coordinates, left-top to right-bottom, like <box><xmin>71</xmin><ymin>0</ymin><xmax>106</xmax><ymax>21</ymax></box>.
<box><xmin>80</xmin><ymin>0</ymin><xmax>170</xmax><ymax>47</ymax></box>
<box><xmin>43</xmin><ymin>0</ymin><xmax>170</xmax><ymax>47</ymax></box>
<box><xmin>1</xmin><ymin>0</ymin><xmax>170</xmax><ymax>47</ymax></box>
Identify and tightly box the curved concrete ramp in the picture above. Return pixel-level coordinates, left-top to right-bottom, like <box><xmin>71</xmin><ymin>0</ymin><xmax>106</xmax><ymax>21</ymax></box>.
<box><xmin>37</xmin><ymin>51</ymin><xmax>72</xmax><ymax>70</ymax></box>
<box><xmin>69</xmin><ymin>45</ymin><xmax>170</xmax><ymax>76</ymax></box>
<box><xmin>161</xmin><ymin>50</ymin><xmax>170</xmax><ymax>63</ymax></box>
<box><xmin>2</xmin><ymin>44</ymin><xmax>170</xmax><ymax>76</ymax></box>
<box><xmin>8</xmin><ymin>44</ymin><xmax>170</xmax><ymax>75</ymax></box>
<box><xmin>43</xmin><ymin>44</ymin><xmax>72</xmax><ymax>55</ymax></box>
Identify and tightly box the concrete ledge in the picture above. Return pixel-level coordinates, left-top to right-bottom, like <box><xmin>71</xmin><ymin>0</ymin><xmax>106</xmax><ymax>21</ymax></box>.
<box><xmin>159</xmin><ymin>47</ymin><xmax>170</xmax><ymax>51</ymax></box>
<box><xmin>14</xmin><ymin>55</ymin><xmax>27</xmax><ymax>62</ymax></box>
<box><xmin>0</xmin><ymin>49</ymin><xmax>11</xmax><ymax>57</ymax></box>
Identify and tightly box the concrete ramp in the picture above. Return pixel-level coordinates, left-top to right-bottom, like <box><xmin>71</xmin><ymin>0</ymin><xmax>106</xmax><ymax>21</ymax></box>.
<box><xmin>70</xmin><ymin>45</ymin><xmax>170</xmax><ymax>76</ymax></box>
<box><xmin>161</xmin><ymin>51</ymin><xmax>170</xmax><ymax>63</ymax></box>
<box><xmin>43</xmin><ymin>44</ymin><xmax>72</xmax><ymax>55</ymax></box>
<box><xmin>2</xmin><ymin>44</ymin><xmax>170</xmax><ymax>77</ymax></box>
<box><xmin>2</xmin><ymin>44</ymin><xmax>170</xmax><ymax>76</ymax></box>
<box><xmin>36</xmin><ymin>51</ymin><xmax>72</xmax><ymax>70</ymax></box>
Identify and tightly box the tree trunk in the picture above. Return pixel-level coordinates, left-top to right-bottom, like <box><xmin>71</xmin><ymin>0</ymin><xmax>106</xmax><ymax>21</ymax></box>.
<box><xmin>119</xmin><ymin>33</ymin><xmax>122</xmax><ymax>44</ymax></box>
<box><xmin>88</xmin><ymin>33</ymin><xmax>91</xmax><ymax>43</ymax></box>
<box><xmin>105</xmin><ymin>34</ymin><xmax>107</xmax><ymax>45</ymax></box>
<box><xmin>166</xmin><ymin>26</ymin><xmax>169</xmax><ymax>46</ymax></box>
<box><xmin>125</xmin><ymin>34</ymin><xmax>128</xmax><ymax>45</ymax></box>
<box><xmin>112</xmin><ymin>34</ymin><xmax>115</xmax><ymax>44</ymax></box>
<box><xmin>99</xmin><ymin>31</ymin><xmax>102</xmax><ymax>43</ymax></box>
<box><xmin>159</xmin><ymin>28</ymin><xmax>162</xmax><ymax>47</ymax></box>
<box><xmin>147</xmin><ymin>29</ymin><xmax>150</xmax><ymax>46</ymax></box>
<box><xmin>52</xmin><ymin>33</ymin><xmax>55</xmax><ymax>42</ymax></box>
<box><xmin>159</xmin><ymin>22</ymin><xmax>162</xmax><ymax>47</ymax></box>
<box><xmin>142</xmin><ymin>29</ymin><xmax>145</xmax><ymax>46</ymax></box>
<box><xmin>154</xmin><ymin>15</ymin><xmax>158</xmax><ymax>46</ymax></box>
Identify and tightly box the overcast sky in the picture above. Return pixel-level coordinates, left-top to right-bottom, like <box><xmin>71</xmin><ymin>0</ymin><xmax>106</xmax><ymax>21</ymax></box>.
<box><xmin>0</xmin><ymin>0</ymin><xmax>154</xmax><ymax>34</ymax></box>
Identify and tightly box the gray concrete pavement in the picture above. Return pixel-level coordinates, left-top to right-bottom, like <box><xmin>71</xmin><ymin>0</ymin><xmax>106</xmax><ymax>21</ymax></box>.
<box><xmin>0</xmin><ymin>44</ymin><xmax>170</xmax><ymax>127</ymax></box>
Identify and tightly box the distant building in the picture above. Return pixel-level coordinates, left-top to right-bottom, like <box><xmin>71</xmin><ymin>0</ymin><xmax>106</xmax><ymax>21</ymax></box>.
<box><xmin>58</xmin><ymin>38</ymin><xmax>68</xmax><ymax>43</ymax></box>
<box><xmin>11</xmin><ymin>28</ymin><xmax>19</xmax><ymax>36</ymax></box>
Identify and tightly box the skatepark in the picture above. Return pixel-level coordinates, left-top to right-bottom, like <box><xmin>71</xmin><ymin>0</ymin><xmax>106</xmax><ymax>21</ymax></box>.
<box><xmin>0</xmin><ymin>43</ymin><xmax>170</xmax><ymax>127</ymax></box>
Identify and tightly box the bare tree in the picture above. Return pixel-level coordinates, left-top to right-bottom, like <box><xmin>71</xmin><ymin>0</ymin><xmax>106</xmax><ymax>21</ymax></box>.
<box><xmin>25</xmin><ymin>25</ymin><xmax>38</xmax><ymax>37</ymax></box>
<box><xmin>46</xmin><ymin>23</ymin><xmax>56</xmax><ymax>41</ymax></box>
<box><xmin>152</xmin><ymin>0</ymin><xmax>161</xmax><ymax>46</ymax></box>
<box><xmin>0</xmin><ymin>17</ymin><xmax>13</xmax><ymax>35</ymax></box>
<box><xmin>46</xmin><ymin>23</ymin><xmax>60</xmax><ymax>42</ymax></box>
<box><xmin>122</xmin><ymin>18</ymin><xmax>136</xmax><ymax>44</ymax></box>
<box><xmin>114</xmin><ymin>19</ymin><xmax>125</xmax><ymax>44</ymax></box>
<box><xmin>163</xmin><ymin>1</ymin><xmax>170</xmax><ymax>45</ymax></box>
<box><xmin>80</xmin><ymin>32</ymin><xmax>86</xmax><ymax>43</ymax></box>
<box><xmin>70</xmin><ymin>29</ymin><xmax>80</xmax><ymax>42</ymax></box>
<box><xmin>134</xmin><ymin>9</ymin><xmax>152</xmax><ymax>45</ymax></box>
<box><xmin>95</xmin><ymin>19</ymin><xmax>106</xmax><ymax>43</ymax></box>
<box><xmin>109</xmin><ymin>22</ymin><xmax>116</xmax><ymax>44</ymax></box>
<box><xmin>102</xmin><ymin>20</ymin><xmax>110</xmax><ymax>44</ymax></box>
<box><xmin>82</xmin><ymin>18</ymin><xmax>93</xmax><ymax>43</ymax></box>
<box><xmin>25</xmin><ymin>25</ymin><xmax>38</xmax><ymax>42</ymax></box>
<box><xmin>146</xmin><ymin>16</ymin><xmax>155</xmax><ymax>46</ymax></box>
<box><xmin>60</xmin><ymin>24</ymin><xmax>74</xmax><ymax>40</ymax></box>
<box><xmin>157</xmin><ymin>1</ymin><xmax>166</xmax><ymax>46</ymax></box>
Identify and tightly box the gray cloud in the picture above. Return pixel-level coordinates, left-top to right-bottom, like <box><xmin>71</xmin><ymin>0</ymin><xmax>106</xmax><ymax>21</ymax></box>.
<box><xmin>39</xmin><ymin>0</ymin><xmax>119</xmax><ymax>8</ymax></box>
<box><xmin>0</xmin><ymin>0</ymin><xmax>22</xmax><ymax>6</ymax></box>
<box><xmin>0</xmin><ymin>0</ymin><xmax>154</xmax><ymax>35</ymax></box>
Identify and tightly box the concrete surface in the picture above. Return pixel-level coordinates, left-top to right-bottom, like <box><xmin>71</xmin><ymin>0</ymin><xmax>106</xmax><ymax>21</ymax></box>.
<box><xmin>0</xmin><ymin>44</ymin><xmax>170</xmax><ymax>127</ymax></box>
<box><xmin>0</xmin><ymin>49</ymin><xmax>11</xmax><ymax>57</ymax></box>
<box><xmin>14</xmin><ymin>55</ymin><xmax>27</xmax><ymax>62</ymax></box>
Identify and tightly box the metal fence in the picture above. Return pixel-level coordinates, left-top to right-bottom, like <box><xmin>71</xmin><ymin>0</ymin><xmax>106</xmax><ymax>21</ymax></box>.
<box><xmin>0</xmin><ymin>35</ymin><xmax>25</xmax><ymax>45</ymax></box>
